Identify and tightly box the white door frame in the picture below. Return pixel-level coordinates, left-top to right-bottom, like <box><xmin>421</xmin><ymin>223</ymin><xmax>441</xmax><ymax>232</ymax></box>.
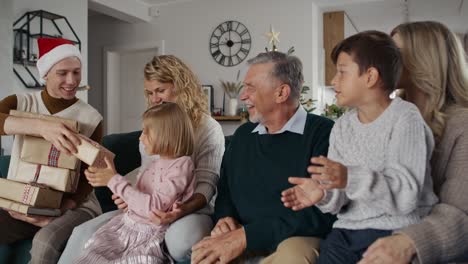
<box><xmin>103</xmin><ymin>40</ymin><xmax>165</xmax><ymax>135</ymax></box>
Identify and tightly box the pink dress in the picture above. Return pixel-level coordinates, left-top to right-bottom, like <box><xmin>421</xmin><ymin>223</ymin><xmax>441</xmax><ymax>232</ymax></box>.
<box><xmin>75</xmin><ymin>156</ymin><xmax>195</xmax><ymax>264</ymax></box>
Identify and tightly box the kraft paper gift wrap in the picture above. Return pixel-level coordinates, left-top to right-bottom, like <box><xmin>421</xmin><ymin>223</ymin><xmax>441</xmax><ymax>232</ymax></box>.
<box><xmin>9</xmin><ymin>110</ymin><xmax>79</xmax><ymax>132</ymax></box>
<box><xmin>75</xmin><ymin>135</ymin><xmax>115</xmax><ymax>168</ymax></box>
<box><xmin>21</xmin><ymin>136</ymin><xmax>79</xmax><ymax>170</ymax></box>
<box><xmin>7</xmin><ymin>110</ymin><xmax>79</xmax><ymax>183</ymax></box>
<box><xmin>0</xmin><ymin>197</ymin><xmax>61</xmax><ymax>217</ymax></box>
<box><xmin>0</xmin><ymin>178</ymin><xmax>62</xmax><ymax>208</ymax></box>
<box><xmin>15</xmin><ymin>160</ymin><xmax>79</xmax><ymax>193</ymax></box>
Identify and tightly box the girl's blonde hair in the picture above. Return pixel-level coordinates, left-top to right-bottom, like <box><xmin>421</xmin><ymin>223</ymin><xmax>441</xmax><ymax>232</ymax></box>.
<box><xmin>391</xmin><ymin>21</ymin><xmax>468</xmax><ymax>142</ymax></box>
<box><xmin>143</xmin><ymin>102</ymin><xmax>194</xmax><ymax>158</ymax></box>
<box><xmin>144</xmin><ymin>55</ymin><xmax>208</xmax><ymax>129</ymax></box>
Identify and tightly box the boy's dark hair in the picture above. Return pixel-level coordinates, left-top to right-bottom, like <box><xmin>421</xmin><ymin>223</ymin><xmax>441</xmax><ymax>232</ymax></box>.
<box><xmin>331</xmin><ymin>30</ymin><xmax>402</xmax><ymax>93</ymax></box>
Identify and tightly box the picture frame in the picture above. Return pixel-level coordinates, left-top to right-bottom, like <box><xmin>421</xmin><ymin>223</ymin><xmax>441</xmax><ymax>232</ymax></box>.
<box><xmin>201</xmin><ymin>85</ymin><xmax>214</xmax><ymax>113</ymax></box>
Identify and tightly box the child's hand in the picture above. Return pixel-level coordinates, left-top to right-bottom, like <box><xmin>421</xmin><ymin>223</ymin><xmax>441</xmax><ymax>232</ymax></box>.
<box><xmin>85</xmin><ymin>157</ymin><xmax>117</xmax><ymax>187</ymax></box>
<box><xmin>281</xmin><ymin>177</ymin><xmax>324</xmax><ymax>210</ymax></box>
<box><xmin>112</xmin><ymin>194</ymin><xmax>128</xmax><ymax>212</ymax></box>
<box><xmin>149</xmin><ymin>203</ymin><xmax>183</xmax><ymax>225</ymax></box>
<box><xmin>308</xmin><ymin>156</ymin><xmax>348</xmax><ymax>190</ymax></box>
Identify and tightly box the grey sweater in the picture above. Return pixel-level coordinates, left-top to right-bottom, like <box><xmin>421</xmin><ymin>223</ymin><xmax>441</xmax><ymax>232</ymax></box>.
<box><xmin>397</xmin><ymin>109</ymin><xmax>468</xmax><ymax>264</ymax></box>
<box><xmin>317</xmin><ymin>97</ymin><xmax>439</xmax><ymax>230</ymax></box>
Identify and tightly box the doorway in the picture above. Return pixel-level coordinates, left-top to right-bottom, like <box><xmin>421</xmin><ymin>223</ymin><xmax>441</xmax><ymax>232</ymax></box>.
<box><xmin>103</xmin><ymin>41</ymin><xmax>164</xmax><ymax>134</ymax></box>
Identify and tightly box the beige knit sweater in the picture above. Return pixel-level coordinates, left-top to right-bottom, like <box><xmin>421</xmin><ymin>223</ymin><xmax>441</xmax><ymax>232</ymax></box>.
<box><xmin>398</xmin><ymin>109</ymin><xmax>468</xmax><ymax>264</ymax></box>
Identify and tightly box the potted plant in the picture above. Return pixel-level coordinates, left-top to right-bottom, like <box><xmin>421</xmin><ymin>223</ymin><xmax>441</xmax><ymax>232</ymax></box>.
<box><xmin>322</xmin><ymin>103</ymin><xmax>346</xmax><ymax>120</ymax></box>
<box><xmin>220</xmin><ymin>70</ymin><xmax>243</xmax><ymax>116</ymax></box>
<box><xmin>300</xmin><ymin>85</ymin><xmax>316</xmax><ymax>113</ymax></box>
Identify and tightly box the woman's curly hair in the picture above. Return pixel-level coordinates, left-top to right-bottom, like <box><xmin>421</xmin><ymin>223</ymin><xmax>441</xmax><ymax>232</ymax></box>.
<box><xmin>144</xmin><ymin>55</ymin><xmax>208</xmax><ymax>129</ymax></box>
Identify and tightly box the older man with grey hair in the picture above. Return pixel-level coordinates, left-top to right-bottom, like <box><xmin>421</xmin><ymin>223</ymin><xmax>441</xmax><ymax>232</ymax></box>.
<box><xmin>191</xmin><ymin>51</ymin><xmax>336</xmax><ymax>264</ymax></box>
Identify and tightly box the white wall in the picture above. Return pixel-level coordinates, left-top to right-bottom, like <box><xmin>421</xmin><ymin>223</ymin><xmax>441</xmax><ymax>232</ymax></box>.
<box><xmin>105</xmin><ymin>51</ymin><xmax>121</xmax><ymax>133</ymax></box>
<box><xmin>310</xmin><ymin>3</ymin><xmax>328</xmax><ymax>114</ymax></box>
<box><xmin>88</xmin><ymin>14</ymin><xmax>123</xmax><ymax>117</ymax></box>
<box><xmin>0</xmin><ymin>0</ymin><xmax>88</xmax><ymax>154</ymax></box>
<box><xmin>0</xmin><ymin>0</ymin><xmax>14</xmax><ymax>154</ymax></box>
<box><xmin>0</xmin><ymin>0</ymin><xmax>13</xmax><ymax>98</ymax></box>
<box><xmin>0</xmin><ymin>0</ymin><xmax>14</xmax><ymax>100</ymax></box>
<box><xmin>89</xmin><ymin>0</ymin><xmax>321</xmax><ymax>135</ymax></box>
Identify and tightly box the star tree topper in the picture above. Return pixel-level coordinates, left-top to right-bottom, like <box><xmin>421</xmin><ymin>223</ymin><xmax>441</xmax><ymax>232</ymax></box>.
<box><xmin>265</xmin><ymin>25</ymin><xmax>280</xmax><ymax>51</ymax></box>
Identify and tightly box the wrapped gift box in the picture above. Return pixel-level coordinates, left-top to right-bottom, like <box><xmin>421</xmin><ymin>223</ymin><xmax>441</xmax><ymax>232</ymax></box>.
<box><xmin>9</xmin><ymin>110</ymin><xmax>79</xmax><ymax>132</ymax></box>
<box><xmin>21</xmin><ymin>136</ymin><xmax>79</xmax><ymax>170</ymax></box>
<box><xmin>0</xmin><ymin>178</ymin><xmax>62</xmax><ymax>208</ymax></box>
<box><xmin>0</xmin><ymin>197</ymin><xmax>61</xmax><ymax>217</ymax></box>
<box><xmin>15</xmin><ymin>160</ymin><xmax>79</xmax><ymax>193</ymax></box>
<box><xmin>75</xmin><ymin>135</ymin><xmax>115</xmax><ymax>168</ymax></box>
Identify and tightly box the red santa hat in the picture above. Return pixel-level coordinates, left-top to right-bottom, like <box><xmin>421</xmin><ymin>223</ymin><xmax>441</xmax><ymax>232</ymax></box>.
<box><xmin>36</xmin><ymin>38</ymin><xmax>82</xmax><ymax>84</ymax></box>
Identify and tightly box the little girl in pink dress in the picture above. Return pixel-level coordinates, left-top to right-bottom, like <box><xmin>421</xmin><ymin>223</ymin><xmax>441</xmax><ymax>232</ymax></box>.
<box><xmin>75</xmin><ymin>102</ymin><xmax>196</xmax><ymax>263</ymax></box>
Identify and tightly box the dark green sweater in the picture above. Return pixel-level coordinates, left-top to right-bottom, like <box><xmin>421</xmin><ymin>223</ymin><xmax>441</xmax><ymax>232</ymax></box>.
<box><xmin>214</xmin><ymin>114</ymin><xmax>336</xmax><ymax>251</ymax></box>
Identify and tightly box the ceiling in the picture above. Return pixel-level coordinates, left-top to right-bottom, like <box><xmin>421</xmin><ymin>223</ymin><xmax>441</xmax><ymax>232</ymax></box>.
<box><xmin>137</xmin><ymin>0</ymin><xmax>187</xmax><ymax>6</ymax></box>
<box><xmin>116</xmin><ymin>0</ymin><xmax>468</xmax><ymax>34</ymax></box>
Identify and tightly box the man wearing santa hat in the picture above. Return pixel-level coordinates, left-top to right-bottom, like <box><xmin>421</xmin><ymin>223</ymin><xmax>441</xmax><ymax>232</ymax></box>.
<box><xmin>0</xmin><ymin>38</ymin><xmax>103</xmax><ymax>263</ymax></box>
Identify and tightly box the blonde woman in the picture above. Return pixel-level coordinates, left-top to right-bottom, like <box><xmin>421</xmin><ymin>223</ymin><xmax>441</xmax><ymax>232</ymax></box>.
<box><xmin>60</xmin><ymin>55</ymin><xmax>225</xmax><ymax>263</ymax></box>
<box><xmin>359</xmin><ymin>21</ymin><xmax>468</xmax><ymax>264</ymax></box>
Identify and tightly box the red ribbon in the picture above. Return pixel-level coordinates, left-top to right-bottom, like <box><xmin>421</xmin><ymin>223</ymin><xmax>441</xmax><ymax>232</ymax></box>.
<box><xmin>47</xmin><ymin>145</ymin><xmax>60</xmax><ymax>167</ymax></box>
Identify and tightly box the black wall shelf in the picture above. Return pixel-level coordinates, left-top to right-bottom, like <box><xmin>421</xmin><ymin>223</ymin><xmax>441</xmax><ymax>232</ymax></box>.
<box><xmin>13</xmin><ymin>10</ymin><xmax>81</xmax><ymax>89</ymax></box>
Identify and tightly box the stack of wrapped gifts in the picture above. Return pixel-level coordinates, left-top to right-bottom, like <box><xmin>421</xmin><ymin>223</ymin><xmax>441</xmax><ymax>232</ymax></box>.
<box><xmin>0</xmin><ymin>110</ymin><xmax>114</xmax><ymax>216</ymax></box>
<box><xmin>0</xmin><ymin>178</ymin><xmax>63</xmax><ymax>216</ymax></box>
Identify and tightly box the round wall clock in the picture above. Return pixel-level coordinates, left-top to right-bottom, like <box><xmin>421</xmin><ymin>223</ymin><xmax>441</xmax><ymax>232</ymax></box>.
<box><xmin>209</xmin><ymin>20</ymin><xmax>252</xmax><ymax>67</ymax></box>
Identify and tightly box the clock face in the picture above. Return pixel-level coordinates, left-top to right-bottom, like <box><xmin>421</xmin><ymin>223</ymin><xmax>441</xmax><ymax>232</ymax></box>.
<box><xmin>210</xmin><ymin>20</ymin><xmax>252</xmax><ymax>67</ymax></box>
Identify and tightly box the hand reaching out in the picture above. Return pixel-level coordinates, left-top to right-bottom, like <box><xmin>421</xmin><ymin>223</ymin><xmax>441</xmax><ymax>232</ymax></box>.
<box><xmin>85</xmin><ymin>157</ymin><xmax>117</xmax><ymax>187</ymax></box>
<box><xmin>281</xmin><ymin>177</ymin><xmax>324</xmax><ymax>211</ymax></box>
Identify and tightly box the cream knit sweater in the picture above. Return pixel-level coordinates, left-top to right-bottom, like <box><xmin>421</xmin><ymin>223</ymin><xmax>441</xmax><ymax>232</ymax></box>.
<box><xmin>317</xmin><ymin>97</ymin><xmax>438</xmax><ymax>230</ymax></box>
